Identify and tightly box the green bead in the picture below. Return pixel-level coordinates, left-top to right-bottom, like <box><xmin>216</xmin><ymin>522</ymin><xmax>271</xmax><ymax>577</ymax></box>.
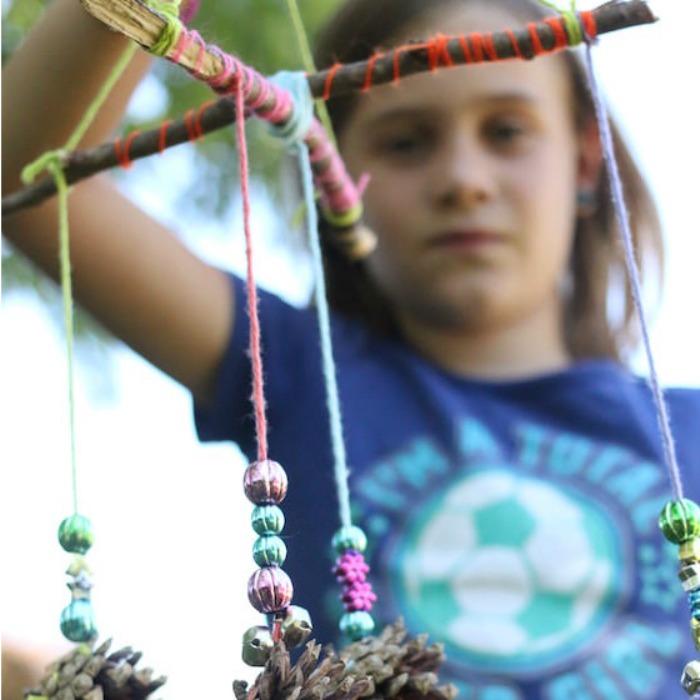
<box><xmin>60</xmin><ymin>600</ymin><xmax>97</xmax><ymax>642</ymax></box>
<box><xmin>659</xmin><ymin>499</ymin><xmax>700</xmax><ymax>544</ymax></box>
<box><xmin>252</xmin><ymin>535</ymin><xmax>287</xmax><ymax>567</ymax></box>
<box><xmin>251</xmin><ymin>505</ymin><xmax>285</xmax><ymax>535</ymax></box>
<box><xmin>58</xmin><ymin>515</ymin><xmax>94</xmax><ymax>555</ymax></box>
<box><xmin>339</xmin><ymin>610</ymin><xmax>374</xmax><ymax>640</ymax></box>
<box><xmin>332</xmin><ymin>526</ymin><xmax>367</xmax><ymax>554</ymax></box>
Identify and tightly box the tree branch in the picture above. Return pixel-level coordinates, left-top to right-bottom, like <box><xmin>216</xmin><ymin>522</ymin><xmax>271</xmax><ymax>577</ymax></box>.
<box><xmin>2</xmin><ymin>0</ymin><xmax>656</xmax><ymax>217</ymax></box>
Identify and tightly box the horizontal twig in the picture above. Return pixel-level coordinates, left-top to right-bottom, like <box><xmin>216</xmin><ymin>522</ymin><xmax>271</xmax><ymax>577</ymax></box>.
<box><xmin>3</xmin><ymin>99</ymin><xmax>235</xmax><ymax>215</ymax></box>
<box><xmin>2</xmin><ymin>0</ymin><xmax>656</xmax><ymax>217</ymax></box>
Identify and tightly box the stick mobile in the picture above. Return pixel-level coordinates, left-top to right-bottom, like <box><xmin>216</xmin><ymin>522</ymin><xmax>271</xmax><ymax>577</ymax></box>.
<box><xmin>6</xmin><ymin>0</ymin><xmax>699</xmax><ymax>697</ymax></box>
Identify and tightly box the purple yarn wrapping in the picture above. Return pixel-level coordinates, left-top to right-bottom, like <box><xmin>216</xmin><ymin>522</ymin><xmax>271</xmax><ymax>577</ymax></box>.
<box><xmin>179</xmin><ymin>0</ymin><xmax>200</xmax><ymax>24</ymax></box>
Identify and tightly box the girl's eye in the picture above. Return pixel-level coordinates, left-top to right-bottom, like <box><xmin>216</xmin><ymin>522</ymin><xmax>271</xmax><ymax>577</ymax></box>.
<box><xmin>483</xmin><ymin>118</ymin><xmax>530</xmax><ymax>150</ymax></box>
<box><xmin>374</xmin><ymin>127</ymin><xmax>436</xmax><ymax>162</ymax></box>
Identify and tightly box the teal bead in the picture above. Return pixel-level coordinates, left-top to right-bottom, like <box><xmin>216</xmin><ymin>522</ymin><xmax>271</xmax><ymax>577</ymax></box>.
<box><xmin>58</xmin><ymin>514</ymin><xmax>94</xmax><ymax>555</ymax></box>
<box><xmin>332</xmin><ymin>526</ymin><xmax>367</xmax><ymax>554</ymax></box>
<box><xmin>339</xmin><ymin>610</ymin><xmax>374</xmax><ymax>640</ymax></box>
<box><xmin>251</xmin><ymin>505</ymin><xmax>285</xmax><ymax>535</ymax></box>
<box><xmin>659</xmin><ymin>499</ymin><xmax>700</xmax><ymax>544</ymax></box>
<box><xmin>252</xmin><ymin>535</ymin><xmax>288</xmax><ymax>567</ymax></box>
<box><xmin>60</xmin><ymin>599</ymin><xmax>97</xmax><ymax>642</ymax></box>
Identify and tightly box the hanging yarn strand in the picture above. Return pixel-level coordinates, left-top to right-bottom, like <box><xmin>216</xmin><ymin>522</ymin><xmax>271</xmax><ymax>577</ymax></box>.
<box><xmin>232</xmin><ymin>76</ymin><xmax>269</xmax><ymax>462</ymax></box>
<box><xmin>18</xmin><ymin>32</ymin><xmax>143</xmax><ymax>649</ymax></box>
<box><xmin>232</xmin><ymin>75</ymin><xmax>317</xmax><ymax>665</ymax></box>
<box><xmin>54</xmin><ymin>164</ymin><xmax>80</xmax><ymax>516</ymax></box>
<box><xmin>581</xmin><ymin>40</ymin><xmax>683</xmax><ymax>501</ymax></box>
<box><xmin>577</xmin><ymin>18</ymin><xmax>700</xmax><ymax>696</ymax></box>
<box><xmin>283</xmin><ymin>0</ymin><xmax>337</xmax><ymax>145</ymax></box>
<box><xmin>298</xmin><ymin>146</ymin><xmax>378</xmax><ymax>641</ymax></box>
<box><xmin>265</xmin><ymin>68</ymin><xmax>378</xmax><ymax>641</ymax></box>
<box><xmin>298</xmin><ymin>148</ymin><xmax>351</xmax><ymax>530</ymax></box>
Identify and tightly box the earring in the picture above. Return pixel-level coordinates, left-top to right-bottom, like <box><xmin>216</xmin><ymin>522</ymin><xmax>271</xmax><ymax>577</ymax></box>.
<box><xmin>576</xmin><ymin>189</ymin><xmax>598</xmax><ymax>218</ymax></box>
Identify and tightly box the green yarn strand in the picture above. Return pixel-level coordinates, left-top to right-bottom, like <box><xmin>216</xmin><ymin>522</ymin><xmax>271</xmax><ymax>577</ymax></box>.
<box><xmin>20</xmin><ymin>41</ymin><xmax>140</xmax><ymax>516</ymax></box>
<box><xmin>49</xmin><ymin>161</ymin><xmax>80</xmax><ymax>515</ymax></box>
<box><xmin>284</xmin><ymin>0</ymin><xmax>336</xmax><ymax>146</ymax></box>
<box><xmin>538</xmin><ymin>0</ymin><xmax>583</xmax><ymax>46</ymax></box>
<box><xmin>66</xmin><ymin>43</ymin><xmax>138</xmax><ymax>152</ymax></box>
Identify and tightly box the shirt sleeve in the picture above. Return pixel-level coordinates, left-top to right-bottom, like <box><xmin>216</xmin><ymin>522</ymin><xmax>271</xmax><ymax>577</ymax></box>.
<box><xmin>192</xmin><ymin>273</ymin><xmax>320</xmax><ymax>458</ymax></box>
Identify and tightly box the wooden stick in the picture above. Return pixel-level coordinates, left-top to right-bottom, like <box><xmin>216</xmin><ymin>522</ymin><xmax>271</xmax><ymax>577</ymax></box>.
<box><xmin>3</xmin><ymin>0</ymin><xmax>657</xmax><ymax>217</ymax></box>
<box><xmin>79</xmin><ymin>0</ymin><xmax>655</xmax><ymax>98</ymax></box>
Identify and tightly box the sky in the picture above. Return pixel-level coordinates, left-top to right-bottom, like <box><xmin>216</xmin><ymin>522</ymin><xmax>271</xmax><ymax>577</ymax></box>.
<box><xmin>2</xmin><ymin>0</ymin><xmax>699</xmax><ymax>697</ymax></box>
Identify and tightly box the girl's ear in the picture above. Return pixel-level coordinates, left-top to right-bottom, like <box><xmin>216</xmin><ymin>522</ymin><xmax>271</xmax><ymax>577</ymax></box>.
<box><xmin>576</xmin><ymin>118</ymin><xmax>603</xmax><ymax>194</ymax></box>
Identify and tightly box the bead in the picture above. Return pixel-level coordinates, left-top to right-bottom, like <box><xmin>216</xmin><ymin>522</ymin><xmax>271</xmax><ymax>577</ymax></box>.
<box><xmin>680</xmin><ymin>539</ymin><xmax>700</xmax><ymax>565</ymax></box>
<box><xmin>251</xmin><ymin>505</ymin><xmax>285</xmax><ymax>535</ymax></box>
<box><xmin>680</xmin><ymin>564</ymin><xmax>700</xmax><ymax>592</ymax></box>
<box><xmin>333</xmin><ymin>551</ymin><xmax>370</xmax><ymax>583</ymax></box>
<box><xmin>243</xmin><ymin>460</ymin><xmax>288</xmax><ymax>505</ymax></box>
<box><xmin>341</xmin><ymin>581</ymin><xmax>377</xmax><ymax>612</ymax></box>
<box><xmin>689</xmin><ymin>590</ymin><xmax>700</xmax><ymax>620</ymax></box>
<box><xmin>682</xmin><ymin>660</ymin><xmax>700</xmax><ymax>695</ymax></box>
<box><xmin>247</xmin><ymin>566</ymin><xmax>293</xmax><ymax>613</ymax></box>
<box><xmin>332</xmin><ymin>526</ymin><xmax>367</xmax><ymax>554</ymax></box>
<box><xmin>60</xmin><ymin>600</ymin><xmax>97</xmax><ymax>642</ymax></box>
<box><xmin>659</xmin><ymin>499</ymin><xmax>700</xmax><ymax>544</ymax></box>
<box><xmin>241</xmin><ymin>625</ymin><xmax>274</xmax><ymax>667</ymax></box>
<box><xmin>280</xmin><ymin>605</ymin><xmax>313</xmax><ymax>648</ymax></box>
<box><xmin>691</xmin><ymin>619</ymin><xmax>700</xmax><ymax>652</ymax></box>
<box><xmin>339</xmin><ymin>610</ymin><xmax>375</xmax><ymax>640</ymax></box>
<box><xmin>67</xmin><ymin>571</ymin><xmax>93</xmax><ymax>600</ymax></box>
<box><xmin>252</xmin><ymin>535</ymin><xmax>288</xmax><ymax>567</ymax></box>
<box><xmin>66</xmin><ymin>555</ymin><xmax>91</xmax><ymax>578</ymax></box>
<box><xmin>58</xmin><ymin>515</ymin><xmax>94</xmax><ymax>555</ymax></box>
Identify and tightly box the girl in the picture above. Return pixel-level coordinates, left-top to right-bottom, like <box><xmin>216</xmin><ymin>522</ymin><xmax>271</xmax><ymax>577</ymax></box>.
<box><xmin>3</xmin><ymin>0</ymin><xmax>700</xmax><ymax>697</ymax></box>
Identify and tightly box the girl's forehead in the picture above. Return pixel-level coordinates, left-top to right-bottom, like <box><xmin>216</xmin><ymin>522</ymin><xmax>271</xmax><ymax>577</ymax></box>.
<box><xmin>346</xmin><ymin>3</ymin><xmax>570</xmax><ymax>123</ymax></box>
<box><xmin>350</xmin><ymin>54</ymin><xmax>570</xmax><ymax>127</ymax></box>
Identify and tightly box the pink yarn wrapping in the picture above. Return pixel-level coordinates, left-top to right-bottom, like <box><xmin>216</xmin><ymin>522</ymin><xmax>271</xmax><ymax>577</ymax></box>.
<box><xmin>171</xmin><ymin>27</ymin><xmax>362</xmax><ymax>224</ymax></box>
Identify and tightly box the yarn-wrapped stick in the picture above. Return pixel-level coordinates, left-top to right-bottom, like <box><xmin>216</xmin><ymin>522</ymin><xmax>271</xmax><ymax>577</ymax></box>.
<box><xmin>4</xmin><ymin>0</ymin><xmax>656</xmax><ymax>223</ymax></box>
<box><xmin>79</xmin><ymin>0</ymin><xmax>655</xmax><ymax>98</ymax></box>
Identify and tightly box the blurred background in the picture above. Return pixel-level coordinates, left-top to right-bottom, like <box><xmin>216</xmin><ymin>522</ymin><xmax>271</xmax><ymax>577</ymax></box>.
<box><xmin>2</xmin><ymin>0</ymin><xmax>699</xmax><ymax>697</ymax></box>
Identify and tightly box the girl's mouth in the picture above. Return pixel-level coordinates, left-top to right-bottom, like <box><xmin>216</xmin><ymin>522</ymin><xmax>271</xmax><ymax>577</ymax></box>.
<box><xmin>429</xmin><ymin>230</ymin><xmax>506</xmax><ymax>252</ymax></box>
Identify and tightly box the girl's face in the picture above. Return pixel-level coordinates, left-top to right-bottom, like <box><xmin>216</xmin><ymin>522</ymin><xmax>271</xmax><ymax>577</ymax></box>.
<box><xmin>340</xmin><ymin>5</ymin><xmax>592</xmax><ymax>342</ymax></box>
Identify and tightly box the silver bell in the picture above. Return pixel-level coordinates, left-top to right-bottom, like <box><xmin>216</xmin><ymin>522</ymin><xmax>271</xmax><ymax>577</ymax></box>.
<box><xmin>242</xmin><ymin>625</ymin><xmax>274</xmax><ymax>667</ymax></box>
<box><xmin>681</xmin><ymin>660</ymin><xmax>700</xmax><ymax>695</ymax></box>
<box><xmin>280</xmin><ymin>605</ymin><xmax>313</xmax><ymax>648</ymax></box>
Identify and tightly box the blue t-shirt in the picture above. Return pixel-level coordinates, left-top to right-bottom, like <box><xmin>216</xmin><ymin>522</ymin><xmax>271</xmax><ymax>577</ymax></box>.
<box><xmin>195</xmin><ymin>275</ymin><xmax>700</xmax><ymax>700</ymax></box>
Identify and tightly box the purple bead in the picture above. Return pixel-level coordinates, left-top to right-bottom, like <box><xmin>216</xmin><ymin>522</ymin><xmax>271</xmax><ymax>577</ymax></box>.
<box><xmin>247</xmin><ymin>566</ymin><xmax>293</xmax><ymax>613</ymax></box>
<box><xmin>333</xmin><ymin>551</ymin><xmax>370</xmax><ymax>584</ymax></box>
<box><xmin>342</xmin><ymin>581</ymin><xmax>377</xmax><ymax>612</ymax></box>
<box><xmin>243</xmin><ymin>460</ymin><xmax>288</xmax><ymax>505</ymax></box>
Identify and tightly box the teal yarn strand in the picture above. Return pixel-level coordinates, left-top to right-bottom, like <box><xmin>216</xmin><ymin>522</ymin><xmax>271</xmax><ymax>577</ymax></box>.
<box><xmin>298</xmin><ymin>146</ymin><xmax>352</xmax><ymax>529</ymax></box>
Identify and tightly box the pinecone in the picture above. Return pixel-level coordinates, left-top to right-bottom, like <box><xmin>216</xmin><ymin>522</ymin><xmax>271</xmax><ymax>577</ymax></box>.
<box><xmin>233</xmin><ymin>620</ymin><xmax>457</xmax><ymax>700</ymax></box>
<box><xmin>24</xmin><ymin>639</ymin><xmax>166</xmax><ymax>700</ymax></box>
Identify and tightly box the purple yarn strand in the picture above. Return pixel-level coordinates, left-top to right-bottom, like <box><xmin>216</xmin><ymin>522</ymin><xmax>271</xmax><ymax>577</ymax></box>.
<box><xmin>582</xmin><ymin>41</ymin><xmax>683</xmax><ymax>501</ymax></box>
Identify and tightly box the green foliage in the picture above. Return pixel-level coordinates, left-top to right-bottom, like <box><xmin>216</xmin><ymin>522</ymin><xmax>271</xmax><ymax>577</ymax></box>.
<box><xmin>1</xmin><ymin>0</ymin><xmax>49</xmax><ymax>61</ymax></box>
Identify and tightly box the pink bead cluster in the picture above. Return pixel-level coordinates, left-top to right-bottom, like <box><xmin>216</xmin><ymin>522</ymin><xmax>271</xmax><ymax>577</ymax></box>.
<box><xmin>244</xmin><ymin>460</ymin><xmax>294</xmax><ymax>615</ymax></box>
<box><xmin>333</xmin><ymin>550</ymin><xmax>377</xmax><ymax>613</ymax></box>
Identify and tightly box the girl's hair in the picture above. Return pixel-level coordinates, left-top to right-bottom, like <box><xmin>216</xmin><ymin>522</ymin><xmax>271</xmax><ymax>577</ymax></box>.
<box><xmin>314</xmin><ymin>0</ymin><xmax>664</xmax><ymax>363</ymax></box>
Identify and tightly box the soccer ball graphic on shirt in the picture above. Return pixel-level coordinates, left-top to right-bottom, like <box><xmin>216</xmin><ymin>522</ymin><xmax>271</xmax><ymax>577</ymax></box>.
<box><xmin>397</xmin><ymin>468</ymin><xmax>623</xmax><ymax>672</ymax></box>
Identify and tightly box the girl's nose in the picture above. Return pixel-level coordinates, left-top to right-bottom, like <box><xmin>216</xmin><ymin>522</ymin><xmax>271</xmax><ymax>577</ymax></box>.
<box><xmin>431</xmin><ymin>133</ymin><xmax>496</xmax><ymax>210</ymax></box>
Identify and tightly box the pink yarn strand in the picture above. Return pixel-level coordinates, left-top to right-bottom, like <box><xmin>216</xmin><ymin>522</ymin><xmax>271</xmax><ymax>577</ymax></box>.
<box><xmin>233</xmin><ymin>77</ymin><xmax>268</xmax><ymax>461</ymax></box>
